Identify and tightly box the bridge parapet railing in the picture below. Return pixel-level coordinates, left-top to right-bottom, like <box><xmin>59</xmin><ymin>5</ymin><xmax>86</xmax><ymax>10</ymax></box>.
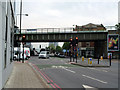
<box><xmin>16</xmin><ymin>28</ymin><xmax>108</xmax><ymax>34</ymax></box>
<box><xmin>18</xmin><ymin>28</ymin><xmax>73</xmax><ymax>34</ymax></box>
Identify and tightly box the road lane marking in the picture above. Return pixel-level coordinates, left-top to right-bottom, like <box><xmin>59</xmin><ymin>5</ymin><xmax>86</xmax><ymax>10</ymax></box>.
<box><xmin>63</xmin><ymin>68</ymin><xmax>76</xmax><ymax>73</ymax></box>
<box><xmin>83</xmin><ymin>85</ymin><xmax>98</xmax><ymax>90</ymax></box>
<box><xmin>102</xmin><ymin>70</ymin><xmax>108</xmax><ymax>72</ymax></box>
<box><xmin>82</xmin><ymin>74</ymin><xmax>107</xmax><ymax>84</ymax></box>
<box><xmin>87</xmin><ymin>67</ymin><xmax>108</xmax><ymax>72</ymax></box>
<box><xmin>83</xmin><ymin>84</ymin><xmax>93</xmax><ymax>88</ymax></box>
<box><xmin>82</xmin><ymin>84</ymin><xmax>95</xmax><ymax>88</ymax></box>
<box><xmin>51</xmin><ymin>65</ymin><xmax>75</xmax><ymax>73</ymax></box>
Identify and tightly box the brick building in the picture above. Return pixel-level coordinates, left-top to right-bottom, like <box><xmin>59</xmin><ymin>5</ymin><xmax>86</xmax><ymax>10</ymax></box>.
<box><xmin>74</xmin><ymin>23</ymin><xmax>106</xmax><ymax>58</ymax></box>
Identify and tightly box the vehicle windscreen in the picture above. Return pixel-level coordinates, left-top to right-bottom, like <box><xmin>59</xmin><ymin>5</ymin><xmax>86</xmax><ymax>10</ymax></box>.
<box><xmin>40</xmin><ymin>51</ymin><xmax>46</xmax><ymax>54</ymax></box>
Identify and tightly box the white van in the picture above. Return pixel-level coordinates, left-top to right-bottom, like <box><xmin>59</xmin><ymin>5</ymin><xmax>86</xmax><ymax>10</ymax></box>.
<box><xmin>21</xmin><ymin>47</ymin><xmax>30</xmax><ymax>59</ymax></box>
<box><xmin>24</xmin><ymin>47</ymin><xmax>30</xmax><ymax>58</ymax></box>
<box><xmin>38</xmin><ymin>51</ymin><xmax>49</xmax><ymax>59</ymax></box>
<box><xmin>14</xmin><ymin>47</ymin><xmax>30</xmax><ymax>60</ymax></box>
<box><xmin>14</xmin><ymin>47</ymin><xmax>19</xmax><ymax>60</ymax></box>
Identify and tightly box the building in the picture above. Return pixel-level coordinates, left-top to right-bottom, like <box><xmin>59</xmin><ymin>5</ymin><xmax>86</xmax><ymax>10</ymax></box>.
<box><xmin>74</xmin><ymin>23</ymin><xmax>106</xmax><ymax>58</ymax></box>
<box><xmin>74</xmin><ymin>23</ymin><xmax>106</xmax><ymax>31</ymax></box>
<box><xmin>0</xmin><ymin>0</ymin><xmax>16</xmax><ymax>89</ymax></box>
<box><xmin>118</xmin><ymin>1</ymin><xmax>120</xmax><ymax>23</ymax></box>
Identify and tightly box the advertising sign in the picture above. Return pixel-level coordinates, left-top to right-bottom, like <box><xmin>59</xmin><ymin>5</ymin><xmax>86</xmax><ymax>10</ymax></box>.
<box><xmin>107</xmin><ymin>34</ymin><xmax>119</xmax><ymax>51</ymax></box>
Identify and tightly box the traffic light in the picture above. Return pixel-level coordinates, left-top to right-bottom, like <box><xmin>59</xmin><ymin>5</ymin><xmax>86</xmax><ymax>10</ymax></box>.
<box><xmin>70</xmin><ymin>38</ymin><xmax>73</xmax><ymax>47</ymax></box>
<box><xmin>22</xmin><ymin>35</ymin><xmax>26</xmax><ymax>41</ymax></box>
<box><xmin>75</xmin><ymin>37</ymin><xmax>78</xmax><ymax>46</ymax></box>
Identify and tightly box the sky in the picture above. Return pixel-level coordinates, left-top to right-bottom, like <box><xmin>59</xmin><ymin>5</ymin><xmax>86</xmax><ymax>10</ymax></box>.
<box><xmin>16</xmin><ymin>0</ymin><xmax>119</xmax><ymax>29</ymax></box>
<box><xmin>16</xmin><ymin>0</ymin><xmax>119</xmax><ymax>48</ymax></box>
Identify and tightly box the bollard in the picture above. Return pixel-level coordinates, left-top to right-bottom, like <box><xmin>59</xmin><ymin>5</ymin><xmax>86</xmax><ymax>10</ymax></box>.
<box><xmin>101</xmin><ymin>56</ymin><xmax>103</xmax><ymax>60</ymax></box>
<box><xmin>82</xmin><ymin>56</ymin><xmax>84</xmax><ymax>61</ymax></box>
<box><xmin>109</xmin><ymin>54</ymin><xmax>111</xmax><ymax>66</ymax></box>
<box><xmin>98</xmin><ymin>56</ymin><xmax>99</xmax><ymax>64</ymax></box>
<box><xmin>90</xmin><ymin>58</ymin><xmax>92</xmax><ymax>65</ymax></box>
<box><xmin>88</xmin><ymin>58</ymin><xmax>90</xmax><ymax>64</ymax></box>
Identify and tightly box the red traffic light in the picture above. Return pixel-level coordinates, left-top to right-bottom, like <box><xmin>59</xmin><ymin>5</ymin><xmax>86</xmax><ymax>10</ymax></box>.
<box><xmin>76</xmin><ymin>37</ymin><xmax>78</xmax><ymax>39</ymax></box>
<box><xmin>70</xmin><ymin>38</ymin><xmax>72</xmax><ymax>41</ymax></box>
<box><xmin>23</xmin><ymin>35</ymin><xmax>26</xmax><ymax>38</ymax></box>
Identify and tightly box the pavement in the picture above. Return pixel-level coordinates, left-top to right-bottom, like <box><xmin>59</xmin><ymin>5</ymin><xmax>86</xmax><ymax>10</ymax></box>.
<box><xmin>4</xmin><ymin>61</ymin><xmax>49</xmax><ymax>88</ymax></box>
<box><xmin>69</xmin><ymin>58</ymin><xmax>119</xmax><ymax>67</ymax></box>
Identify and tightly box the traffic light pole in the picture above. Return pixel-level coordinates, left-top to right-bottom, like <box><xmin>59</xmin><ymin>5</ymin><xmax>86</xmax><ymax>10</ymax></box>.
<box><xmin>76</xmin><ymin>46</ymin><xmax>78</xmax><ymax>63</ymax></box>
<box><xmin>109</xmin><ymin>54</ymin><xmax>111</xmax><ymax>66</ymax></box>
<box><xmin>22</xmin><ymin>43</ymin><xmax>24</xmax><ymax>63</ymax></box>
<box><xmin>69</xmin><ymin>37</ymin><xmax>78</xmax><ymax>63</ymax></box>
<box><xmin>70</xmin><ymin>51</ymin><xmax>72</xmax><ymax>62</ymax></box>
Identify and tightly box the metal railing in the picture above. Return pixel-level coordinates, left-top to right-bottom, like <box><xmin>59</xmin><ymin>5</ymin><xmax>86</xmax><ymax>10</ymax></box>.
<box><xmin>15</xmin><ymin>28</ymin><xmax>108</xmax><ymax>34</ymax></box>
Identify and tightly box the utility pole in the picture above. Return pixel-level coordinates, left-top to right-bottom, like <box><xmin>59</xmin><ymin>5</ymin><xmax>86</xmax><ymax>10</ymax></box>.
<box><xmin>19</xmin><ymin>0</ymin><xmax>22</xmax><ymax>61</ymax></box>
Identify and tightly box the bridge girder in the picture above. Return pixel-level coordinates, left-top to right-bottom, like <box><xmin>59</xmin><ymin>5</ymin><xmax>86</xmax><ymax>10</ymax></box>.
<box><xmin>14</xmin><ymin>32</ymin><xmax>108</xmax><ymax>42</ymax></box>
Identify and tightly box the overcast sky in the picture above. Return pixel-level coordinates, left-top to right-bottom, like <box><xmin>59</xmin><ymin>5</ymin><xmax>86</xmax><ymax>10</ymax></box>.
<box><xmin>16</xmin><ymin>0</ymin><xmax>119</xmax><ymax>29</ymax></box>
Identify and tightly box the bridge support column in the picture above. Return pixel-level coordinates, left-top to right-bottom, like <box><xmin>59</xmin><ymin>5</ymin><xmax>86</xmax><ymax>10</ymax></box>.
<box><xmin>94</xmin><ymin>41</ymin><xmax>107</xmax><ymax>59</ymax></box>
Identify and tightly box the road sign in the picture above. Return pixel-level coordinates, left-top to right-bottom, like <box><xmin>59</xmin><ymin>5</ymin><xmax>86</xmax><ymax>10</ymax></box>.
<box><xmin>67</xmin><ymin>50</ymin><xmax>69</xmax><ymax>52</ymax></box>
<box><xmin>63</xmin><ymin>49</ymin><xmax>66</xmax><ymax>53</ymax></box>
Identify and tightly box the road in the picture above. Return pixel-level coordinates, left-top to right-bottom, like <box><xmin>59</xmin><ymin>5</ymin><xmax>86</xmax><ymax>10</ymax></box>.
<box><xmin>28</xmin><ymin>56</ymin><xmax>119</xmax><ymax>89</ymax></box>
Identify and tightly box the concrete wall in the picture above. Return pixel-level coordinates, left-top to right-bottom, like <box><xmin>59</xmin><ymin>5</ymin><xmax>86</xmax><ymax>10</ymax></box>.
<box><xmin>0</xmin><ymin>1</ymin><xmax>15</xmax><ymax>89</ymax></box>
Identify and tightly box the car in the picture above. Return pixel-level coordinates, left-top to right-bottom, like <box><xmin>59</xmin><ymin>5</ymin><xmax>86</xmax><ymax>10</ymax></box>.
<box><xmin>59</xmin><ymin>54</ymin><xmax>66</xmax><ymax>58</ymax></box>
<box><xmin>38</xmin><ymin>51</ymin><xmax>49</xmax><ymax>59</ymax></box>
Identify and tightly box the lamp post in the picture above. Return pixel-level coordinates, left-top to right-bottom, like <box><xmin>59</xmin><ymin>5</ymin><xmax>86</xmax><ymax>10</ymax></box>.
<box><xmin>18</xmin><ymin>0</ymin><xmax>22</xmax><ymax>62</ymax></box>
<box><xmin>18</xmin><ymin>0</ymin><xmax>28</xmax><ymax>62</ymax></box>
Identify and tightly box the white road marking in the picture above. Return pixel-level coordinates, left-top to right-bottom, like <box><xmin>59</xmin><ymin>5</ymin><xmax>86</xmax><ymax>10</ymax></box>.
<box><xmin>82</xmin><ymin>74</ymin><xmax>107</xmax><ymax>84</ymax></box>
<box><xmin>87</xmin><ymin>67</ymin><xmax>108</xmax><ymax>72</ymax></box>
<box><xmin>102</xmin><ymin>70</ymin><xmax>108</xmax><ymax>72</ymax></box>
<box><xmin>83</xmin><ymin>85</ymin><xmax>98</xmax><ymax>90</ymax></box>
<box><xmin>52</xmin><ymin>65</ymin><xmax>76</xmax><ymax>73</ymax></box>
<box><xmin>63</xmin><ymin>68</ymin><xmax>76</xmax><ymax>73</ymax></box>
<box><xmin>82</xmin><ymin>84</ymin><xmax>94</xmax><ymax>88</ymax></box>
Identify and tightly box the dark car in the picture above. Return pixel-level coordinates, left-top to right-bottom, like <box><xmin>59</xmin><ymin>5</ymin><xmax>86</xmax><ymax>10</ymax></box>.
<box><xmin>59</xmin><ymin>54</ymin><xmax>66</xmax><ymax>58</ymax></box>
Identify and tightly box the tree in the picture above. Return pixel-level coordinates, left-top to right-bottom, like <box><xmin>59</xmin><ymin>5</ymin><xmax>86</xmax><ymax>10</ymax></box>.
<box><xmin>62</xmin><ymin>42</ymin><xmax>70</xmax><ymax>50</ymax></box>
<box><xmin>48</xmin><ymin>44</ymin><xmax>55</xmax><ymax>53</ymax></box>
<box><xmin>56</xmin><ymin>46</ymin><xmax>62</xmax><ymax>53</ymax></box>
<box><xmin>115</xmin><ymin>23</ymin><xmax>120</xmax><ymax>35</ymax></box>
<box><xmin>116</xmin><ymin>23</ymin><xmax>120</xmax><ymax>30</ymax></box>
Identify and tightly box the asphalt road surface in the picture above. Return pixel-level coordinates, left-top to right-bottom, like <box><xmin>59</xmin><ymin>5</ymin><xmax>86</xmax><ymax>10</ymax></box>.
<box><xmin>29</xmin><ymin>56</ymin><xmax>119</xmax><ymax>89</ymax></box>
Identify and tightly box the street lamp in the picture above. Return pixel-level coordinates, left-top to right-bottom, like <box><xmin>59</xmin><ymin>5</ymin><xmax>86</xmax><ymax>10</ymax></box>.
<box><xmin>17</xmin><ymin>14</ymin><xmax>28</xmax><ymax>16</ymax></box>
<box><xmin>18</xmin><ymin>0</ymin><xmax>28</xmax><ymax>63</ymax></box>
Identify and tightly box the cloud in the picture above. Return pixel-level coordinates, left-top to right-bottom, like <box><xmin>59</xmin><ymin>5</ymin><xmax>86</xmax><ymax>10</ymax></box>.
<box><xmin>16</xmin><ymin>0</ymin><xmax>118</xmax><ymax>29</ymax></box>
<box><xmin>21</xmin><ymin>0</ymin><xmax>119</xmax><ymax>3</ymax></box>
<box><xmin>45</xmin><ymin>9</ymin><xmax>62</xmax><ymax>17</ymax></box>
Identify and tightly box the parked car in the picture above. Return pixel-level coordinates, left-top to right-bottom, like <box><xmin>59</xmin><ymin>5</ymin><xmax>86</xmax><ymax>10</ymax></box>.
<box><xmin>59</xmin><ymin>54</ymin><xmax>66</xmax><ymax>58</ymax></box>
<box><xmin>38</xmin><ymin>51</ymin><xmax>49</xmax><ymax>59</ymax></box>
<box><xmin>49</xmin><ymin>53</ymin><xmax>55</xmax><ymax>57</ymax></box>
